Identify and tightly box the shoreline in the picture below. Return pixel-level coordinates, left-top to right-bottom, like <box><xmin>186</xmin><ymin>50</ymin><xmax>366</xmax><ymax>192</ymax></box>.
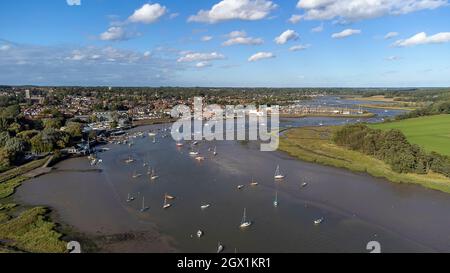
<box><xmin>278</xmin><ymin>126</ymin><xmax>450</xmax><ymax>194</ymax></box>
<box><xmin>280</xmin><ymin>112</ymin><xmax>376</xmax><ymax>119</ymax></box>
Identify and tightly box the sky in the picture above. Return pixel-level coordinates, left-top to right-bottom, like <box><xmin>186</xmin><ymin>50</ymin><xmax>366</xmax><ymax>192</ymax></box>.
<box><xmin>0</xmin><ymin>0</ymin><xmax>449</xmax><ymax>87</ymax></box>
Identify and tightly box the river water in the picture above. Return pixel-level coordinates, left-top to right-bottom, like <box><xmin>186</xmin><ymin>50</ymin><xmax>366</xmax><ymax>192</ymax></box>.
<box><xmin>15</xmin><ymin>98</ymin><xmax>450</xmax><ymax>253</ymax></box>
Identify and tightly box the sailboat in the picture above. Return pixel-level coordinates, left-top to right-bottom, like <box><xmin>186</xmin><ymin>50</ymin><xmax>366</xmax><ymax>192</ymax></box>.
<box><xmin>165</xmin><ymin>194</ymin><xmax>175</xmax><ymax>200</ymax></box>
<box><xmin>274</xmin><ymin>165</ymin><xmax>285</xmax><ymax>180</ymax></box>
<box><xmin>126</xmin><ymin>193</ymin><xmax>135</xmax><ymax>203</ymax></box>
<box><xmin>217</xmin><ymin>242</ymin><xmax>224</xmax><ymax>253</ymax></box>
<box><xmin>239</xmin><ymin>208</ymin><xmax>252</xmax><ymax>228</ymax></box>
<box><xmin>125</xmin><ymin>156</ymin><xmax>134</xmax><ymax>164</ymax></box>
<box><xmin>163</xmin><ymin>195</ymin><xmax>172</xmax><ymax>209</ymax></box>
<box><xmin>132</xmin><ymin>170</ymin><xmax>142</xmax><ymax>179</ymax></box>
<box><xmin>140</xmin><ymin>197</ymin><xmax>149</xmax><ymax>212</ymax></box>
<box><xmin>213</xmin><ymin>146</ymin><xmax>217</xmax><ymax>156</ymax></box>
<box><xmin>273</xmin><ymin>192</ymin><xmax>278</xmax><ymax>207</ymax></box>
<box><xmin>197</xmin><ymin>230</ymin><xmax>204</xmax><ymax>238</ymax></box>
<box><xmin>250</xmin><ymin>177</ymin><xmax>258</xmax><ymax>186</ymax></box>
<box><xmin>176</xmin><ymin>142</ymin><xmax>184</xmax><ymax>147</ymax></box>
<box><xmin>201</xmin><ymin>204</ymin><xmax>211</xmax><ymax>210</ymax></box>
<box><xmin>237</xmin><ymin>185</ymin><xmax>245</xmax><ymax>190</ymax></box>
<box><xmin>150</xmin><ymin>169</ymin><xmax>159</xmax><ymax>180</ymax></box>
<box><xmin>314</xmin><ymin>218</ymin><xmax>324</xmax><ymax>225</ymax></box>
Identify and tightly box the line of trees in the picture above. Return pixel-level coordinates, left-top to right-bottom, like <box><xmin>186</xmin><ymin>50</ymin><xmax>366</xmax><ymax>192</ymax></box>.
<box><xmin>333</xmin><ymin>124</ymin><xmax>450</xmax><ymax>177</ymax></box>
<box><xmin>0</xmin><ymin>104</ymin><xmax>85</xmax><ymax>171</ymax></box>
<box><xmin>397</xmin><ymin>100</ymin><xmax>450</xmax><ymax>120</ymax></box>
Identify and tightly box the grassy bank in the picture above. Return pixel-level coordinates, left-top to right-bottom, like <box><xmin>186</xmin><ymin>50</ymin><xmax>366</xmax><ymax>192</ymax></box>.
<box><xmin>0</xmin><ymin>157</ymin><xmax>67</xmax><ymax>253</ymax></box>
<box><xmin>370</xmin><ymin>114</ymin><xmax>450</xmax><ymax>156</ymax></box>
<box><xmin>279</xmin><ymin>126</ymin><xmax>450</xmax><ymax>193</ymax></box>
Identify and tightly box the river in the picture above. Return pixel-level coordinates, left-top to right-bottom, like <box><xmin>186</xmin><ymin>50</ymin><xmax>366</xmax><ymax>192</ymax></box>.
<box><xmin>15</xmin><ymin>98</ymin><xmax>450</xmax><ymax>253</ymax></box>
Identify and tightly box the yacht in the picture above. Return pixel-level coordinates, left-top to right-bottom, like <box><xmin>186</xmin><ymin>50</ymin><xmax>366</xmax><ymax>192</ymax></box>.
<box><xmin>197</xmin><ymin>230</ymin><xmax>204</xmax><ymax>238</ymax></box>
<box><xmin>217</xmin><ymin>242</ymin><xmax>224</xmax><ymax>253</ymax></box>
<box><xmin>239</xmin><ymin>208</ymin><xmax>252</xmax><ymax>228</ymax></box>
<box><xmin>140</xmin><ymin>197</ymin><xmax>149</xmax><ymax>212</ymax></box>
<box><xmin>201</xmin><ymin>204</ymin><xmax>211</xmax><ymax>210</ymax></box>
<box><xmin>314</xmin><ymin>218</ymin><xmax>324</xmax><ymax>225</ymax></box>
<box><xmin>237</xmin><ymin>185</ymin><xmax>245</xmax><ymax>190</ymax></box>
<box><xmin>126</xmin><ymin>193</ymin><xmax>135</xmax><ymax>203</ymax></box>
<box><xmin>250</xmin><ymin>177</ymin><xmax>258</xmax><ymax>186</ymax></box>
<box><xmin>273</xmin><ymin>192</ymin><xmax>278</xmax><ymax>207</ymax></box>
<box><xmin>274</xmin><ymin>165</ymin><xmax>285</xmax><ymax>180</ymax></box>
<box><xmin>163</xmin><ymin>195</ymin><xmax>172</xmax><ymax>209</ymax></box>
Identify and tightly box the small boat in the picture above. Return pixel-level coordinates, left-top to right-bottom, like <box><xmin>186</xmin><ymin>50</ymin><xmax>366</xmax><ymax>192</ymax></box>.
<box><xmin>239</xmin><ymin>208</ymin><xmax>252</xmax><ymax>228</ymax></box>
<box><xmin>195</xmin><ymin>156</ymin><xmax>205</xmax><ymax>161</ymax></box>
<box><xmin>213</xmin><ymin>146</ymin><xmax>217</xmax><ymax>156</ymax></box>
<box><xmin>163</xmin><ymin>195</ymin><xmax>172</xmax><ymax>209</ymax></box>
<box><xmin>152</xmin><ymin>137</ymin><xmax>156</xmax><ymax>144</ymax></box>
<box><xmin>237</xmin><ymin>185</ymin><xmax>245</xmax><ymax>190</ymax></box>
<box><xmin>274</xmin><ymin>165</ymin><xmax>285</xmax><ymax>180</ymax></box>
<box><xmin>201</xmin><ymin>204</ymin><xmax>211</xmax><ymax>210</ymax></box>
<box><xmin>197</xmin><ymin>230</ymin><xmax>204</xmax><ymax>238</ymax></box>
<box><xmin>250</xmin><ymin>177</ymin><xmax>258</xmax><ymax>186</ymax></box>
<box><xmin>125</xmin><ymin>156</ymin><xmax>134</xmax><ymax>164</ymax></box>
<box><xmin>150</xmin><ymin>169</ymin><xmax>159</xmax><ymax>180</ymax></box>
<box><xmin>132</xmin><ymin>171</ymin><xmax>142</xmax><ymax>179</ymax></box>
<box><xmin>126</xmin><ymin>193</ymin><xmax>135</xmax><ymax>203</ymax></box>
<box><xmin>192</xmin><ymin>141</ymin><xmax>199</xmax><ymax>146</ymax></box>
<box><xmin>273</xmin><ymin>192</ymin><xmax>278</xmax><ymax>207</ymax></box>
<box><xmin>301</xmin><ymin>182</ymin><xmax>308</xmax><ymax>187</ymax></box>
<box><xmin>165</xmin><ymin>194</ymin><xmax>175</xmax><ymax>200</ymax></box>
<box><xmin>189</xmin><ymin>151</ymin><xmax>199</xmax><ymax>156</ymax></box>
<box><xmin>176</xmin><ymin>143</ymin><xmax>184</xmax><ymax>147</ymax></box>
<box><xmin>217</xmin><ymin>242</ymin><xmax>224</xmax><ymax>253</ymax></box>
<box><xmin>148</xmin><ymin>132</ymin><xmax>156</xmax><ymax>137</ymax></box>
<box><xmin>314</xmin><ymin>218</ymin><xmax>324</xmax><ymax>225</ymax></box>
<box><xmin>140</xmin><ymin>197</ymin><xmax>149</xmax><ymax>212</ymax></box>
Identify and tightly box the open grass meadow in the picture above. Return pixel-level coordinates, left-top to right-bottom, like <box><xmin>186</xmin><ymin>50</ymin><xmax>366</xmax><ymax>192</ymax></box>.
<box><xmin>370</xmin><ymin>114</ymin><xmax>450</xmax><ymax>156</ymax></box>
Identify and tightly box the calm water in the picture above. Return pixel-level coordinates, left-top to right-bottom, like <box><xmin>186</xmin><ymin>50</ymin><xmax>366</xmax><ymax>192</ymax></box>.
<box><xmin>15</xmin><ymin>99</ymin><xmax>450</xmax><ymax>253</ymax></box>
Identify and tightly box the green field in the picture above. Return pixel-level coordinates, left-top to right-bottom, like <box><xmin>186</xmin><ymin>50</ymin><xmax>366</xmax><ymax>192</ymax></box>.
<box><xmin>370</xmin><ymin>114</ymin><xmax>450</xmax><ymax>156</ymax></box>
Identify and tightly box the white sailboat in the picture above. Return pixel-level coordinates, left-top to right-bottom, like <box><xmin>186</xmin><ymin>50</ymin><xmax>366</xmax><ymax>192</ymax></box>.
<box><xmin>201</xmin><ymin>204</ymin><xmax>211</xmax><ymax>210</ymax></box>
<box><xmin>213</xmin><ymin>146</ymin><xmax>217</xmax><ymax>156</ymax></box>
<box><xmin>217</xmin><ymin>242</ymin><xmax>224</xmax><ymax>253</ymax></box>
<box><xmin>163</xmin><ymin>195</ymin><xmax>172</xmax><ymax>209</ymax></box>
<box><xmin>314</xmin><ymin>218</ymin><xmax>324</xmax><ymax>225</ymax></box>
<box><xmin>125</xmin><ymin>156</ymin><xmax>134</xmax><ymax>164</ymax></box>
<box><xmin>273</xmin><ymin>192</ymin><xmax>278</xmax><ymax>207</ymax></box>
<box><xmin>237</xmin><ymin>185</ymin><xmax>245</xmax><ymax>190</ymax></box>
<box><xmin>140</xmin><ymin>197</ymin><xmax>149</xmax><ymax>212</ymax></box>
<box><xmin>239</xmin><ymin>208</ymin><xmax>252</xmax><ymax>228</ymax></box>
<box><xmin>197</xmin><ymin>230</ymin><xmax>204</xmax><ymax>238</ymax></box>
<box><xmin>132</xmin><ymin>170</ymin><xmax>142</xmax><ymax>179</ymax></box>
<box><xmin>126</xmin><ymin>193</ymin><xmax>135</xmax><ymax>203</ymax></box>
<box><xmin>150</xmin><ymin>169</ymin><xmax>159</xmax><ymax>180</ymax></box>
<box><xmin>274</xmin><ymin>165</ymin><xmax>285</xmax><ymax>180</ymax></box>
<box><xmin>250</xmin><ymin>177</ymin><xmax>258</xmax><ymax>186</ymax></box>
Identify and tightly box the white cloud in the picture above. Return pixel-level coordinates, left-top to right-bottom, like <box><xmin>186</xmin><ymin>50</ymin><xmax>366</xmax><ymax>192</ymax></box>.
<box><xmin>296</xmin><ymin>0</ymin><xmax>447</xmax><ymax>22</ymax></box>
<box><xmin>384</xmin><ymin>32</ymin><xmax>399</xmax><ymax>39</ymax></box>
<box><xmin>0</xmin><ymin>45</ymin><xmax>11</xmax><ymax>51</ymax></box>
<box><xmin>248</xmin><ymin>52</ymin><xmax>275</xmax><ymax>62</ymax></box>
<box><xmin>331</xmin><ymin>28</ymin><xmax>361</xmax><ymax>39</ymax></box>
<box><xmin>393</xmin><ymin>32</ymin><xmax>450</xmax><ymax>47</ymax></box>
<box><xmin>128</xmin><ymin>3</ymin><xmax>167</xmax><ymax>24</ymax></box>
<box><xmin>288</xmin><ymin>14</ymin><xmax>303</xmax><ymax>24</ymax></box>
<box><xmin>66</xmin><ymin>0</ymin><xmax>81</xmax><ymax>6</ymax></box>
<box><xmin>196</xmin><ymin>61</ymin><xmax>212</xmax><ymax>68</ymax></box>
<box><xmin>144</xmin><ymin>51</ymin><xmax>151</xmax><ymax>57</ymax></box>
<box><xmin>177</xmin><ymin>52</ymin><xmax>225</xmax><ymax>63</ymax></box>
<box><xmin>385</xmin><ymin>56</ymin><xmax>401</xmax><ymax>61</ymax></box>
<box><xmin>100</xmin><ymin>27</ymin><xmax>136</xmax><ymax>41</ymax></box>
<box><xmin>169</xmin><ymin>13</ymin><xmax>180</xmax><ymax>19</ymax></box>
<box><xmin>311</xmin><ymin>24</ymin><xmax>324</xmax><ymax>33</ymax></box>
<box><xmin>201</xmin><ymin>36</ymin><xmax>213</xmax><ymax>42</ymax></box>
<box><xmin>222</xmin><ymin>31</ymin><xmax>263</xmax><ymax>46</ymax></box>
<box><xmin>188</xmin><ymin>0</ymin><xmax>277</xmax><ymax>23</ymax></box>
<box><xmin>275</xmin><ymin>30</ymin><xmax>300</xmax><ymax>45</ymax></box>
<box><xmin>289</xmin><ymin>44</ymin><xmax>311</xmax><ymax>51</ymax></box>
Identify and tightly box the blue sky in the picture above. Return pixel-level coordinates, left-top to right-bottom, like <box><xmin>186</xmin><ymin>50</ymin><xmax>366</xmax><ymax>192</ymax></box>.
<box><xmin>0</xmin><ymin>0</ymin><xmax>449</xmax><ymax>87</ymax></box>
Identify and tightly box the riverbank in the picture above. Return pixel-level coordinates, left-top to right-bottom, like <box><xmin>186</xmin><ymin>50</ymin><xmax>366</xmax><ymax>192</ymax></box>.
<box><xmin>0</xmin><ymin>157</ymin><xmax>67</xmax><ymax>253</ymax></box>
<box><xmin>279</xmin><ymin>126</ymin><xmax>450</xmax><ymax>194</ymax></box>
<box><xmin>280</xmin><ymin>112</ymin><xmax>376</xmax><ymax>119</ymax></box>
